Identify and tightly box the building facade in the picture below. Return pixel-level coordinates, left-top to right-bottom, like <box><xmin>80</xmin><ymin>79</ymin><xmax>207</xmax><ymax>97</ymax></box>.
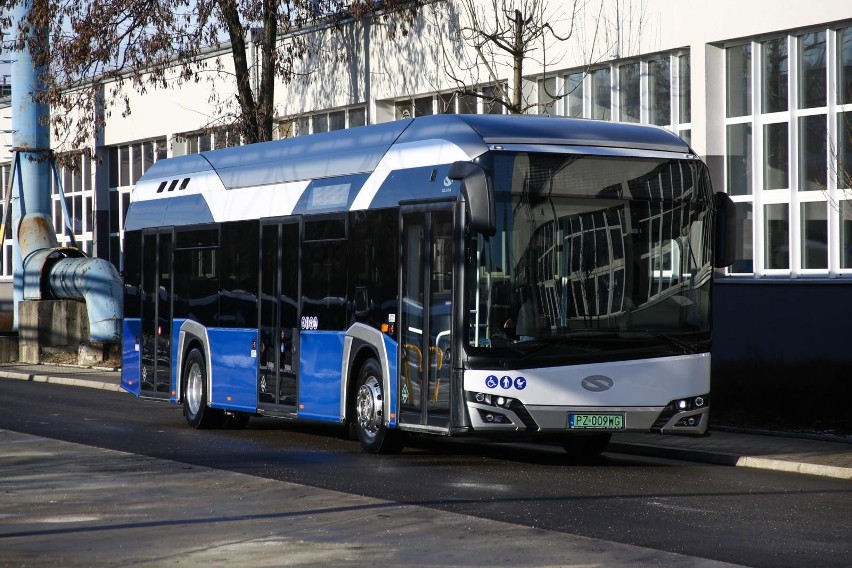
<box><xmin>1</xmin><ymin>0</ymin><xmax>851</xmax><ymax>429</ymax></box>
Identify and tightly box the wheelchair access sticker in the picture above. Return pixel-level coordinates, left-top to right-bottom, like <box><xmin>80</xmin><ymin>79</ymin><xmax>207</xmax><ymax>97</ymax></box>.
<box><xmin>486</xmin><ymin>375</ymin><xmax>527</xmax><ymax>391</ymax></box>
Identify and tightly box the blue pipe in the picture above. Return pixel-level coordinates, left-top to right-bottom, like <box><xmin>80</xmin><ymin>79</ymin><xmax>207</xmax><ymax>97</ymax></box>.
<box><xmin>10</xmin><ymin>0</ymin><xmax>51</xmax><ymax>330</ymax></box>
<box><xmin>47</xmin><ymin>256</ymin><xmax>123</xmax><ymax>342</ymax></box>
<box><xmin>11</xmin><ymin>0</ymin><xmax>122</xmax><ymax>343</ymax></box>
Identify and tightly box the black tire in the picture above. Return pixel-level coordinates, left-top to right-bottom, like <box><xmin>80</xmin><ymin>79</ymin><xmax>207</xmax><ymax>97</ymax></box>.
<box><xmin>560</xmin><ymin>433</ymin><xmax>611</xmax><ymax>457</ymax></box>
<box><xmin>353</xmin><ymin>358</ymin><xmax>403</xmax><ymax>454</ymax></box>
<box><xmin>182</xmin><ymin>348</ymin><xmax>224</xmax><ymax>429</ymax></box>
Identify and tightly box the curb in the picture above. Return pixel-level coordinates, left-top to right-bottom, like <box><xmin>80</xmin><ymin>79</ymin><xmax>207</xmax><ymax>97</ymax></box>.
<box><xmin>609</xmin><ymin>441</ymin><xmax>852</xmax><ymax>480</ymax></box>
<box><xmin>0</xmin><ymin>370</ymin><xmax>123</xmax><ymax>393</ymax></box>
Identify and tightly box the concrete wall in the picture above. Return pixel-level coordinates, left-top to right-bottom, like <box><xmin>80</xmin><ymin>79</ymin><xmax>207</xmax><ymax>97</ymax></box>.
<box><xmin>17</xmin><ymin>299</ymin><xmax>88</xmax><ymax>364</ymax></box>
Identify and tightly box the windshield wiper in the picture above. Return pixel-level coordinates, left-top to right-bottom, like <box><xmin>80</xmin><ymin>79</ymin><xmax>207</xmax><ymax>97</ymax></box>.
<box><xmin>631</xmin><ymin>330</ymin><xmax>707</xmax><ymax>354</ymax></box>
<box><xmin>497</xmin><ymin>333</ymin><xmax>608</xmax><ymax>369</ymax></box>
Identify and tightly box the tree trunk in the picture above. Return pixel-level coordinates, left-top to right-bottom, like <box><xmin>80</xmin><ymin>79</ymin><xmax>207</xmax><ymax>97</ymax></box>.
<box><xmin>512</xmin><ymin>9</ymin><xmax>523</xmax><ymax>114</ymax></box>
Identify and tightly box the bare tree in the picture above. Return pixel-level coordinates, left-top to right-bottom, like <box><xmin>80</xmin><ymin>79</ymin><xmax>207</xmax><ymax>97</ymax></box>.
<box><xmin>0</xmin><ymin>0</ymin><xmax>420</xmax><ymax>156</ymax></box>
<box><xmin>432</xmin><ymin>0</ymin><xmax>581</xmax><ymax>115</ymax></box>
<box><xmin>427</xmin><ymin>0</ymin><xmax>655</xmax><ymax>116</ymax></box>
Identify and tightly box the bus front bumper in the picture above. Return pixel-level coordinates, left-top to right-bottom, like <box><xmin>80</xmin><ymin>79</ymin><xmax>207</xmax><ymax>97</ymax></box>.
<box><xmin>466</xmin><ymin>397</ymin><xmax>709</xmax><ymax>436</ymax></box>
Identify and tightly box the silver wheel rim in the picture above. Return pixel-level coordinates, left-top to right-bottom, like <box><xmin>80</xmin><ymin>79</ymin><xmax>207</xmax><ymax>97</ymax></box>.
<box><xmin>356</xmin><ymin>376</ymin><xmax>383</xmax><ymax>440</ymax></box>
<box><xmin>186</xmin><ymin>361</ymin><xmax>203</xmax><ymax>415</ymax></box>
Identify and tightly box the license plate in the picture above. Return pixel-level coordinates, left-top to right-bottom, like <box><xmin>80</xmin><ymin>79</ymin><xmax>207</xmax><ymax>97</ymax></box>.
<box><xmin>569</xmin><ymin>413</ymin><xmax>625</xmax><ymax>429</ymax></box>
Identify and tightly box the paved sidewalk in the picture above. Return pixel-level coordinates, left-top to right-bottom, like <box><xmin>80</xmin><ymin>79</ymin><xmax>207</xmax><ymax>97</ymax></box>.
<box><xmin>2</xmin><ymin>362</ymin><xmax>850</xmax><ymax>481</ymax></box>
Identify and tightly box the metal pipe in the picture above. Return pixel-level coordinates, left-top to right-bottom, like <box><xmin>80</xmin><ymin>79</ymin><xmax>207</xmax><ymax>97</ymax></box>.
<box><xmin>47</xmin><ymin>256</ymin><xmax>122</xmax><ymax>343</ymax></box>
<box><xmin>11</xmin><ymin>0</ymin><xmax>52</xmax><ymax>329</ymax></box>
<box><xmin>10</xmin><ymin>0</ymin><xmax>123</xmax><ymax>343</ymax></box>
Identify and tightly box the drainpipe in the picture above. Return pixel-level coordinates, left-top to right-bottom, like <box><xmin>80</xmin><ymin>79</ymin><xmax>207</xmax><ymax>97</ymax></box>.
<box><xmin>11</xmin><ymin>0</ymin><xmax>122</xmax><ymax>343</ymax></box>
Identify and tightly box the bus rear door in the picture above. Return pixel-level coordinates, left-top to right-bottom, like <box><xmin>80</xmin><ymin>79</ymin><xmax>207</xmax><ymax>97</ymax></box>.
<box><xmin>139</xmin><ymin>229</ymin><xmax>173</xmax><ymax>400</ymax></box>
<box><xmin>258</xmin><ymin>220</ymin><xmax>300</xmax><ymax>413</ymax></box>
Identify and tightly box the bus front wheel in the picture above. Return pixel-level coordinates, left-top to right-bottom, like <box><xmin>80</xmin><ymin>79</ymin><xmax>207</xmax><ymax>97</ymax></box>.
<box><xmin>183</xmin><ymin>348</ymin><xmax>223</xmax><ymax>429</ymax></box>
<box><xmin>354</xmin><ymin>359</ymin><xmax>403</xmax><ymax>454</ymax></box>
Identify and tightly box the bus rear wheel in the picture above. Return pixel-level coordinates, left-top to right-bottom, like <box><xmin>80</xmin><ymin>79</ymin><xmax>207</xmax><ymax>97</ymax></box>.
<box><xmin>560</xmin><ymin>433</ymin><xmax>611</xmax><ymax>457</ymax></box>
<box><xmin>183</xmin><ymin>348</ymin><xmax>224</xmax><ymax>429</ymax></box>
<box><xmin>354</xmin><ymin>359</ymin><xmax>402</xmax><ymax>454</ymax></box>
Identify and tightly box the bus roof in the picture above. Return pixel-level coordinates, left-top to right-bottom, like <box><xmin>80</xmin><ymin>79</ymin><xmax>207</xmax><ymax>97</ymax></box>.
<box><xmin>126</xmin><ymin>114</ymin><xmax>692</xmax><ymax>231</ymax></box>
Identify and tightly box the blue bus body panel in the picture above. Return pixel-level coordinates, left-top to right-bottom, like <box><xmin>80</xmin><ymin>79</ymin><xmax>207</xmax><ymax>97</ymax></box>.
<box><xmin>121</xmin><ymin>318</ymin><xmax>141</xmax><ymax>396</ymax></box>
<box><xmin>299</xmin><ymin>331</ymin><xmax>346</xmax><ymax>422</ymax></box>
<box><xmin>384</xmin><ymin>334</ymin><xmax>398</xmax><ymax>428</ymax></box>
<box><xmin>207</xmin><ymin>328</ymin><xmax>259</xmax><ymax>413</ymax></box>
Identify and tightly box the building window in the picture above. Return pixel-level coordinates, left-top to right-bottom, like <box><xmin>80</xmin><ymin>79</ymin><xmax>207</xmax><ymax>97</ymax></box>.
<box><xmin>51</xmin><ymin>153</ymin><xmax>93</xmax><ymax>248</ymax></box>
<box><xmin>678</xmin><ymin>53</ymin><xmax>691</xmax><ymax>124</ymax></box>
<box><xmin>762</xmin><ymin>38</ymin><xmax>788</xmax><ymax>114</ymax></box>
<box><xmin>648</xmin><ymin>57</ymin><xmax>671</xmax><ymax>126</ymax></box>
<box><xmin>801</xmin><ymin>201</ymin><xmax>828</xmax><ymax>269</ymax></box>
<box><xmin>567</xmin><ymin>72</ymin><xmax>584</xmax><ymax>118</ymax></box>
<box><xmin>619</xmin><ymin>62</ymin><xmax>640</xmax><ymax>122</ymax></box>
<box><xmin>278</xmin><ymin>106</ymin><xmax>368</xmax><ymax>137</ymax></box>
<box><xmin>724</xmin><ymin>25</ymin><xmax>852</xmax><ymax>277</ymax></box>
<box><xmin>538</xmin><ymin>76</ymin><xmax>558</xmax><ymax>116</ymax></box>
<box><xmin>538</xmin><ymin>51</ymin><xmax>689</xmax><ymax>134</ymax></box>
<box><xmin>182</xmin><ymin>126</ymin><xmax>239</xmax><ymax>153</ymax></box>
<box><xmin>764</xmin><ymin>203</ymin><xmax>789</xmax><ymax>270</ymax></box>
<box><xmin>107</xmin><ymin>137</ymin><xmax>166</xmax><ymax>268</ymax></box>
<box><xmin>396</xmin><ymin>87</ymin><xmax>508</xmax><ymax>118</ymax></box>
<box><xmin>591</xmin><ymin>68</ymin><xmax>611</xmax><ymax>120</ymax></box>
<box><xmin>727</xmin><ymin>123</ymin><xmax>753</xmax><ymax>196</ymax></box>
<box><xmin>841</xmin><ymin>28</ymin><xmax>852</xmax><ymax>104</ymax></box>
<box><xmin>763</xmin><ymin>122</ymin><xmax>788</xmax><ymax>190</ymax></box>
<box><xmin>727</xmin><ymin>44</ymin><xmax>752</xmax><ymax>117</ymax></box>
<box><xmin>799</xmin><ymin>115</ymin><xmax>827</xmax><ymax>191</ymax></box>
<box><xmin>799</xmin><ymin>31</ymin><xmax>826</xmax><ymax>109</ymax></box>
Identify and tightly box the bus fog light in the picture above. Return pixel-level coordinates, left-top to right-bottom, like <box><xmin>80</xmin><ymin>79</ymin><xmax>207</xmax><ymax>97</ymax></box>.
<box><xmin>687</xmin><ymin>417</ymin><xmax>696</xmax><ymax>426</ymax></box>
<box><xmin>485</xmin><ymin>413</ymin><xmax>495</xmax><ymax>422</ymax></box>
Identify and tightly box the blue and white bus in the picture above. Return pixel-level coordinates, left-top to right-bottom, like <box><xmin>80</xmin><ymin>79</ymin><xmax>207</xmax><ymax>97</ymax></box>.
<box><xmin>121</xmin><ymin>114</ymin><xmax>733</xmax><ymax>455</ymax></box>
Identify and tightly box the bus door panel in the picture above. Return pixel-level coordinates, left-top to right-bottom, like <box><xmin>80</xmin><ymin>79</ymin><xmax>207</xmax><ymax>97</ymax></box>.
<box><xmin>140</xmin><ymin>230</ymin><xmax>173</xmax><ymax>400</ymax></box>
<box><xmin>258</xmin><ymin>221</ymin><xmax>299</xmax><ymax>411</ymax></box>
<box><xmin>399</xmin><ymin>207</ymin><xmax>453</xmax><ymax>429</ymax></box>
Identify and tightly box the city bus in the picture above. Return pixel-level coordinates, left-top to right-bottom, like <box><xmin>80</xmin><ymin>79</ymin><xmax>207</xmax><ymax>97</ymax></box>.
<box><xmin>121</xmin><ymin>114</ymin><xmax>734</xmax><ymax>455</ymax></box>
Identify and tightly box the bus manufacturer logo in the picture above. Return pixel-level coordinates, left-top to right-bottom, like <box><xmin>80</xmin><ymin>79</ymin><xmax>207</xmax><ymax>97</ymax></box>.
<box><xmin>581</xmin><ymin>375</ymin><xmax>614</xmax><ymax>392</ymax></box>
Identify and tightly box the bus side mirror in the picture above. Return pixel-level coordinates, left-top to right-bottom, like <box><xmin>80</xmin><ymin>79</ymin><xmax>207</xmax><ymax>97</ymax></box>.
<box><xmin>448</xmin><ymin>161</ymin><xmax>496</xmax><ymax>237</ymax></box>
<box><xmin>713</xmin><ymin>191</ymin><xmax>736</xmax><ymax>268</ymax></box>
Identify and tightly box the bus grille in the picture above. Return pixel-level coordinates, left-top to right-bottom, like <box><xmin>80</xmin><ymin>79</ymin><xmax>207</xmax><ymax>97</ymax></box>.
<box><xmin>651</xmin><ymin>404</ymin><xmax>677</xmax><ymax>431</ymax></box>
<box><xmin>509</xmin><ymin>400</ymin><xmax>539</xmax><ymax>430</ymax></box>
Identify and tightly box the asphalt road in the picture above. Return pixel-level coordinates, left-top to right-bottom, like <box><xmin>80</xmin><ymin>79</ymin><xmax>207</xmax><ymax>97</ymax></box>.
<box><xmin>1</xmin><ymin>378</ymin><xmax>850</xmax><ymax>568</ymax></box>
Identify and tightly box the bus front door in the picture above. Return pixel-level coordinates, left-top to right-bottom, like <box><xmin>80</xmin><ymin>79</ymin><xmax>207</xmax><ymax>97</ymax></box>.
<box><xmin>140</xmin><ymin>230</ymin><xmax>173</xmax><ymax>400</ymax></box>
<box><xmin>258</xmin><ymin>221</ymin><xmax>300</xmax><ymax>412</ymax></box>
<box><xmin>399</xmin><ymin>207</ymin><xmax>454</xmax><ymax>430</ymax></box>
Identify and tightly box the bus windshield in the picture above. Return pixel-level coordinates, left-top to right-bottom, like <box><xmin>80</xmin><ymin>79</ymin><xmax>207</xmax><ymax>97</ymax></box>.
<box><xmin>466</xmin><ymin>151</ymin><xmax>715</xmax><ymax>365</ymax></box>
